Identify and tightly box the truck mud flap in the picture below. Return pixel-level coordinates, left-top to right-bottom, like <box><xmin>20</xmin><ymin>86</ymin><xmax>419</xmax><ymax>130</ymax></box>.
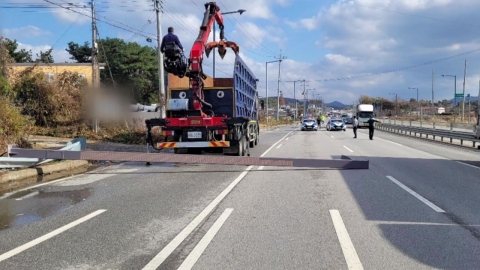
<box><xmin>8</xmin><ymin>148</ymin><xmax>369</xmax><ymax>169</ymax></box>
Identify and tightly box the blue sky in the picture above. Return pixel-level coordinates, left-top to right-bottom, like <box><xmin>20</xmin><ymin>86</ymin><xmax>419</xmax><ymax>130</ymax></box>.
<box><xmin>2</xmin><ymin>0</ymin><xmax>480</xmax><ymax>105</ymax></box>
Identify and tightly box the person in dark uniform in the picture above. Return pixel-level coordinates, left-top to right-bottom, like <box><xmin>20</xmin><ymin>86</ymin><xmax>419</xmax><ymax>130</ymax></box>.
<box><xmin>160</xmin><ymin>27</ymin><xmax>184</xmax><ymax>53</ymax></box>
<box><xmin>366</xmin><ymin>116</ymin><xmax>381</xmax><ymax>140</ymax></box>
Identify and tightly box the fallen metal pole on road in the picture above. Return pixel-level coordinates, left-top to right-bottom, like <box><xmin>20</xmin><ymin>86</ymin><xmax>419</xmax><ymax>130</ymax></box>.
<box><xmin>7</xmin><ymin>148</ymin><xmax>369</xmax><ymax>170</ymax></box>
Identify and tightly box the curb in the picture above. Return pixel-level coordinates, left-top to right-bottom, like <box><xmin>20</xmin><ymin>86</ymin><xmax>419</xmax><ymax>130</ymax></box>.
<box><xmin>0</xmin><ymin>160</ymin><xmax>90</xmax><ymax>194</ymax></box>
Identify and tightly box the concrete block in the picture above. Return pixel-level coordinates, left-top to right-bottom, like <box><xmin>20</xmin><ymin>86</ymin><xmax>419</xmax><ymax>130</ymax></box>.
<box><xmin>36</xmin><ymin>160</ymin><xmax>89</xmax><ymax>175</ymax></box>
<box><xmin>0</xmin><ymin>168</ymin><xmax>38</xmax><ymax>185</ymax></box>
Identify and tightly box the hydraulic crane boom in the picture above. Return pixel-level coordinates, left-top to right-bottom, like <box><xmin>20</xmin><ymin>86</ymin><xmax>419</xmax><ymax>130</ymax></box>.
<box><xmin>188</xmin><ymin>2</ymin><xmax>240</xmax><ymax>116</ymax></box>
<box><xmin>162</xmin><ymin>2</ymin><xmax>239</xmax><ymax>117</ymax></box>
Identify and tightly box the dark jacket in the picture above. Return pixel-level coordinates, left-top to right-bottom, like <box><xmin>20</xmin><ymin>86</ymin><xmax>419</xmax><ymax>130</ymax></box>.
<box><xmin>367</xmin><ymin>118</ymin><xmax>380</xmax><ymax>129</ymax></box>
<box><xmin>160</xmin><ymin>33</ymin><xmax>183</xmax><ymax>52</ymax></box>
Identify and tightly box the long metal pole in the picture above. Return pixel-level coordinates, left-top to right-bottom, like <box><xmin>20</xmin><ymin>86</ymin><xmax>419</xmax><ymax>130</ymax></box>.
<box><xmin>265</xmin><ymin>62</ymin><xmax>268</xmax><ymax>127</ymax></box>
<box><xmin>462</xmin><ymin>59</ymin><xmax>467</xmax><ymax>121</ymax></box>
<box><xmin>432</xmin><ymin>70</ymin><xmax>434</xmax><ymax>116</ymax></box>
<box><xmin>293</xmin><ymin>81</ymin><xmax>296</xmax><ymax>122</ymax></box>
<box><xmin>276</xmin><ymin>58</ymin><xmax>281</xmax><ymax>120</ymax></box>
<box><xmin>91</xmin><ymin>0</ymin><xmax>99</xmax><ymax>133</ymax></box>
<box><xmin>155</xmin><ymin>0</ymin><xmax>166</xmax><ymax>118</ymax></box>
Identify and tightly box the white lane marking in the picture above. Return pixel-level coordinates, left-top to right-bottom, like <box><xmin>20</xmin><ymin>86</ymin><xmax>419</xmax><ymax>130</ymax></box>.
<box><xmin>177</xmin><ymin>208</ymin><xmax>234</xmax><ymax>270</ymax></box>
<box><xmin>142</xmin><ymin>167</ymin><xmax>252</xmax><ymax>270</ymax></box>
<box><xmin>331</xmin><ymin>135</ymin><xmax>335</xmax><ymax>138</ymax></box>
<box><xmin>52</xmin><ymin>168</ymin><xmax>139</xmax><ymax>186</ymax></box>
<box><xmin>329</xmin><ymin>210</ymin><xmax>364</xmax><ymax>270</ymax></box>
<box><xmin>0</xmin><ymin>209</ymin><xmax>106</xmax><ymax>263</ymax></box>
<box><xmin>456</xmin><ymin>161</ymin><xmax>480</xmax><ymax>170</ymax></box>
<box><xmin>386</xmin><ymin>176</ymin><xmax>445</xmax><ymax>212</ymax></box>
<box><xmin>343</xmin><ymin>145</ymin><xmax>354</xmax><ymax>153</ymax></box>
<box><xmin>258</xmin><ymin>166</ymin><xmax>264</xmax><ymax>170</ymax></box>
<box><xmin>260</xmin><ymin>130</ymin><xmax>294</xmax><ymax>157</ymax></box>
<box><xmin>15</xmin><ymin>191</ymin><xmax>39</xmax><ymax>200</ymax></box>
<box><xmin>142</xmin><ymin>132</ymin><xmax>290</xmax><ymax>269</ymax></box>
<box><xmin>285</xmin><ymin>138</ymin><xmax>289</xmax><ymax>141</ymax></box>
<box><xmin>387</xmin><ymin>141</ymin><xmax>403</xmax><ymax>146</ymax></box>
<box><xmin>276</xmin><ymin>144</ymin><xmax>283</xmax><ymax>149</ymax></box>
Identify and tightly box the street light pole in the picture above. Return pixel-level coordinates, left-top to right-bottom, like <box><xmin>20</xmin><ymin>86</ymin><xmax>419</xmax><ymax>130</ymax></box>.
<box><xmin>285</xmin><ymin>79</ymin><xmax>305</xmax><ymax>121</ymax></box>
<box><xmin>442</xmin><ymin>74</ymin><xmax>457</xmax><ymax>122</ymax></box>
<box><xmin>266</xmin><ymin>59</ymin><xmax>281</xmax><ymax>126</ymax></box>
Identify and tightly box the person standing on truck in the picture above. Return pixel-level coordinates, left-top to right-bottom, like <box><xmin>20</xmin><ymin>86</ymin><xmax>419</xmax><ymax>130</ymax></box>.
<box><xmin>160</xmin><ymin>27</ymin><xmax>184</xmax><ymax>53</ymax></box>
<box><xmin>352</xmin><ymin>116</ymin><xmax>358</xmax><ymax>138</ymax></box>
<box><xmin>366</xmin><ymin>116</ymin><xmax>381</xmax><ymax>140</ymax></box>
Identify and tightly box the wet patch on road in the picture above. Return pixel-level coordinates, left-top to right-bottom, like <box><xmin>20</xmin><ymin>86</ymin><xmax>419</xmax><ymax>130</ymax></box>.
<box><xmin>0</xmin><ymin>187</ymin><xmax>92</xmax><ymax>231</ymax></box>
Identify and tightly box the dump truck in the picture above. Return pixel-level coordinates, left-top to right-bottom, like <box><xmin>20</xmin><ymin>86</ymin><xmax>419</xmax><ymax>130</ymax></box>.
<box><xmin>145</xmin><ymin>2</ymin><xmax>259</xmax><ymax>156</ymax></box>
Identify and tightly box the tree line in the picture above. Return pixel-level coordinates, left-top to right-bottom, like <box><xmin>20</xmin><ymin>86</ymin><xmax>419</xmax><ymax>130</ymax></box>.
<box><xmin>4</xmin><ymin>37</ymin><xmax>159</xmax><ymax>104</ymax></box>
<box><xmin>358</xmin><ymin>94</ymin><xmax>478</xmax><ymax>114</ymax></box>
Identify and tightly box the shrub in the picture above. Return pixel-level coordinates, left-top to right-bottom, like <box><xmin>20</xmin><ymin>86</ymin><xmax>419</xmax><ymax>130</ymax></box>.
<box><xmin>0</xmin><ymin>96</ymin><xmax>33</xmax><ymax>153</ymax></box>
<box><xmin>12</xmin><ymin>70</ymin><xmax>87</xmax><ymax>127</ymax></box>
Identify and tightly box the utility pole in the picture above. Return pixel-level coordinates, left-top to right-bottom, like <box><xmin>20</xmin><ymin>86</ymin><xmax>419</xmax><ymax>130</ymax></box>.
<box><xmin>155</xmin><ymin>0</ymin><xmax>166</xmax><ymax>118</ymax></box>
<box><xmin>91</xmin><ymin>0</ymin><xmax>99</xmax><ymax>133</ymax></box>
<box><xmin>432</xmin><ymin>70</ymin><xmax>434</xmax><ymax>116</ymax></box>
<box><xmin>275</xmin><ymin>50</ymin><xmax>286</xmax><ymax>120</ymax></box>
<box><xmin>462</xmin><ymin>59</ymin><xmax>467</xmax><ymax>121</ymax></box>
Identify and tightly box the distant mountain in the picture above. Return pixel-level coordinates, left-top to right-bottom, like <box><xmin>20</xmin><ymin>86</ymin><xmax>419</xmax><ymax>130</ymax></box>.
<box><xmin>326</xmin><ymin>101</ymin><xmax>348</xmax><ymax>109</ymax></box>
<box><xmin>263</xmin><ymin>97</ymin><xmax>350</xmax><ymax>109</ymax></box>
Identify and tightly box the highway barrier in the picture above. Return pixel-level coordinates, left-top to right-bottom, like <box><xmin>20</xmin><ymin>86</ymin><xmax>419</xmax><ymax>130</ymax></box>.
<box><xmin>377</xmin><ymin>122</ymin><xmax>480</xmax><ymax>149</ymax></box>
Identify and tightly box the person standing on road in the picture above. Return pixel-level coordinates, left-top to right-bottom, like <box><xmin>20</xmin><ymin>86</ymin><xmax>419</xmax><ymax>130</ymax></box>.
<box><xmin>367</xmin><ymin>116</ymin><xmax>381</xmax><ymax>140</ymax></box>
<box><xmin>352</xmin><ymin>116</ymin><xmax>358</xmax><ymax>138</ymax></box>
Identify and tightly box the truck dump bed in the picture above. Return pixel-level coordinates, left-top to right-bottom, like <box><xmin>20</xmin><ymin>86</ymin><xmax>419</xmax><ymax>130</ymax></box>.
<box><xmin>168</xmin><ymin>55</ymin><xmax>258</xmax><ymax>120</ymax></box>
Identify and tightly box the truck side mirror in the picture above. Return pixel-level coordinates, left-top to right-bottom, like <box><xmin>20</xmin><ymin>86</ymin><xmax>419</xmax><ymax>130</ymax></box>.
<box><xmin>260</xmin><ymin>100</ymin><xmax>265</xmax><ymax>110</ymax></box>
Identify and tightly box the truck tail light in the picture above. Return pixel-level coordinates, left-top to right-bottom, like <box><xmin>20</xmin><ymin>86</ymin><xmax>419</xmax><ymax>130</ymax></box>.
<box><xmin>216</xmin><ymin>129</ymin><xmax>228</xmax><ymax>135</ymax></box>
<box><xmin>161</xmin><ymin>130</ymin><xmax>175</xmax><ymax>136</ymax></box>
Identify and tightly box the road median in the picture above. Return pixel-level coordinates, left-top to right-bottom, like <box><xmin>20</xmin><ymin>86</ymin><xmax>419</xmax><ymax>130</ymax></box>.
<box><xmin>0</xmin><ymin>160</ymin><xmax>91</xmax><ymax>196</ymax></box>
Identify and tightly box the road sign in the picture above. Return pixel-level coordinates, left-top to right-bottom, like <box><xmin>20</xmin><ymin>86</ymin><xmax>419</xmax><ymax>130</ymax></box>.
<box><xmin>455</xmin><ymin>93</ymin><xmax>464</xmax><ymax>98</ymax></box>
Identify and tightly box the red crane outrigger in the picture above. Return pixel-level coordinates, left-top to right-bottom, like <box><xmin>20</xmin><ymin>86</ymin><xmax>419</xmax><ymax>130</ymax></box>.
<box><xmin>187</xmin><ymin>2</ymin><xmax>240</xmax><ymax>117</ymax></box>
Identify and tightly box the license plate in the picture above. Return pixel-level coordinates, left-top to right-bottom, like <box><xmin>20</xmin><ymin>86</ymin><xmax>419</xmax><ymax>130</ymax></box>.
<box><xmin>187</xmin><ymin>131</ymin><xmax>202</xmax><ymax>139</ymax></box>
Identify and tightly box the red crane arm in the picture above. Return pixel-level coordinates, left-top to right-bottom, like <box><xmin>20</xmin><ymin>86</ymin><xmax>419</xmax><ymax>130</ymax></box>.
<box><xmin>190</xmin><ymin>2</ymin><xmax>226</xmax><ymax>73</ymax></box>
<box><xmin>187</xmin><ymin>2</ymin><xmax>239</xmax><ymax>115</ymax></box>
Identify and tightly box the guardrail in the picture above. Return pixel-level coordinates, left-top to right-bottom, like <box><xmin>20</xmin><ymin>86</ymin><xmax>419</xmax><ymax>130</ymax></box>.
<box><xmin>377</xmin><ymin>122</ymin><xmax>480</xmax><ymax>149</ymax></box>
<box><xmin>0</xmin><ymin>138</ymin><xmax>86</xmax><ymax>169</ymax></box>
<box><xmin>381</xmin><ymin>118</ymin><xmax>477</xmax><ymax>133</ymax></box>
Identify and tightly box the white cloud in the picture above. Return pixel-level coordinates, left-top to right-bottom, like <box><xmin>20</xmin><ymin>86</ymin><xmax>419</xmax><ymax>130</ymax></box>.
<box><xmin>1</xmin><ymin>26</ymin><xmax>50</xmax><ymax>39</ymax></box>
<box><xmin>17</xmin><ymin>42</ymin><xmax>71</xmax><ymax>63</ymax></box>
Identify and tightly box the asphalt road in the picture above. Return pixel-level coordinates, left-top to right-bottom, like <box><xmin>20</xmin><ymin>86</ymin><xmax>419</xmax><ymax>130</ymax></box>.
<box><xmin>1</xmin><ymin>123</ymin><xmax>480</xmax><ymax>269</ymax></box>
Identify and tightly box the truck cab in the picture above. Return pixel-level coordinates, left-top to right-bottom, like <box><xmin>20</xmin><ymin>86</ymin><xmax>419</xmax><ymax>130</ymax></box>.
<box><xmin>356</xmin><ymin>104</ymin><xmax>374</xmax><ymax>128</ymax></box>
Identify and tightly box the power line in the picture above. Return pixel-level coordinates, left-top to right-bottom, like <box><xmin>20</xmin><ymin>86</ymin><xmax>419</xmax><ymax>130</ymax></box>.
<box><xmin>41</xmin><ymin>0</ymin><xmax>157</xmax><ymax>40</ymax></box>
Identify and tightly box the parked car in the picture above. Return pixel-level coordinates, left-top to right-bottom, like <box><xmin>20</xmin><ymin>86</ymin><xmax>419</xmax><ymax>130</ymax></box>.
<box><xmin>327</xmin><ymin>119</ymin><xmax>346</xmax><ymax>131</ymax></box>
<box><xmin>301</xmin><ymin>119</ymin><xmax>318</xmax><ymax>131</ymax></box>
